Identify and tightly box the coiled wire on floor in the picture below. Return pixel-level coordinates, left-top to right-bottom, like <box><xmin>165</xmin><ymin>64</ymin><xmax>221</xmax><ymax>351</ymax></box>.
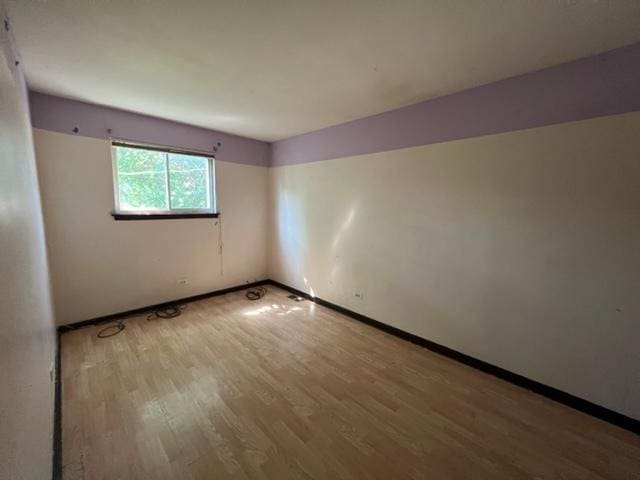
<box><xmin>94</xmin><ymin>303</ymin><xmax>187</xmax><ymax>338</ymax></box>
<box><xmin>96</xmin><ymin>319</ymin><xmax>126</xmax><ymax>338</ymax></box>
<box><xmin>146</xmin><ymin>304</ymin><xmax>187</xmax><ymax>321</ymax></box>
<box><xmin>73</xmin><ymin>287</ymin><xmax>265</xmax><ymax>339</ymax></box>
<box><xmin>246</xmin><ymin>286</ymin><xmax>267</xmax><ymax>300</ymax></box>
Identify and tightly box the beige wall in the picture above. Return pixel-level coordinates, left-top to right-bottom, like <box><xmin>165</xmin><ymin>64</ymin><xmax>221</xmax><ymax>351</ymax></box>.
<box><xmin>34</xmin><ymin>128</ymin><xmax>268</xmax><ymax>325</ymax></box>
<box><xmin>268</xmin><ymin>112</ymin><xmax>640</xmax><ymax>420</ymax></box>
<box><xmin>0</xmin><ymin>19</ymin><xmax>56</xmax><ymax>480</ymax></box>
<box><xmin>32</xmin><ymin>108</ymin><xmax>640</xmax><ymax>421</ymax></box>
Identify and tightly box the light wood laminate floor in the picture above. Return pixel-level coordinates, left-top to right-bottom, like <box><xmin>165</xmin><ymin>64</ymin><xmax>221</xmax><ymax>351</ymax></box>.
<box><xmin>61</xmin><ymin>286</ymin><xmax>640</xmax><ymax>479</ymax></box>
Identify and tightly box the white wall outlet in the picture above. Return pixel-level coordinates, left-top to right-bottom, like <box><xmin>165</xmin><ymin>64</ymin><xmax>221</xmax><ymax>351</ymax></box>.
<box><xmin>178</xmin><ymin>278</ymin><xmax>189</xmax><ymax>286</ymax></box>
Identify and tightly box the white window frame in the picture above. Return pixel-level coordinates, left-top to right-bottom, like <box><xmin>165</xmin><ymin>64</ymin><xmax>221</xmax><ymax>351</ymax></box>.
<box><xmin>111</xmin><ymin>141</ymin><xmax>217</xmax><ymax>215</ymax></box>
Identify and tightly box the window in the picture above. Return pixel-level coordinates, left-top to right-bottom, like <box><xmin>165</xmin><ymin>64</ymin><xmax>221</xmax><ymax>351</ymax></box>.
<box><xmin>111</xmin><ymin>143</ymin><xmax>216</xmax><ymax>218</ymax></box>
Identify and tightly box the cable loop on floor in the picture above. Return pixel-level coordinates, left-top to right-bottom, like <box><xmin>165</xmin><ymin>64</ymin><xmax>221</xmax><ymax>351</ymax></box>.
<box><xmin>246</xmin><ymin>286</ymin><xmax>267</xmax><ymax>300</ymax></box>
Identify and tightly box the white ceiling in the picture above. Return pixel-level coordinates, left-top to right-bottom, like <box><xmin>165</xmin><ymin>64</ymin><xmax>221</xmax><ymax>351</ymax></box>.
<box><xmin>7</xmin><ymin>0</ymin><xmax>640</xmax><ymax>141</ymax></box>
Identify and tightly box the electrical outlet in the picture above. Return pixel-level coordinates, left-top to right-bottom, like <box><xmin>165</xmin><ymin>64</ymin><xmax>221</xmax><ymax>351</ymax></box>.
<box><xmin>178</xmin><ymin>278</ymin><xmax>189</xmax><ymax>286</ymax></box>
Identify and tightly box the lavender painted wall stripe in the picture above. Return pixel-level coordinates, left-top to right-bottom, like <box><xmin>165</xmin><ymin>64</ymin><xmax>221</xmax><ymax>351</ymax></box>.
<box><xmin>271</xmin><ymin>42</ymin><xmax>640</xmax><ymax>166</ymax></box>
<box><xmin>29</xmin><ymin>92</ymin><xmax>270</xmax><ymax>167</ymax></box>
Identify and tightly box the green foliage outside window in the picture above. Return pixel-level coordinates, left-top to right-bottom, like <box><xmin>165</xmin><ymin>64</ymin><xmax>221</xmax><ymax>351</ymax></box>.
<box><xmin>115</xmin><ymin>147</ymin><xmax>211</xmax><ymax>211</ymax></box>
<box><xmin>168</xmin><ymin>154</ymin><xmax>209</xmax><ymax>209</ymax></box>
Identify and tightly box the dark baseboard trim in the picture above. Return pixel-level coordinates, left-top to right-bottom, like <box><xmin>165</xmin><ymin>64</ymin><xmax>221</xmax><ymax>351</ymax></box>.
<box><xmin>52</xmin><ymin>331</ymin><xmax>62</xmax><ymax>479</ymax></box>
<box><xmin>266</xmin><ymin>279</ymin><xmax>640</xmax><ymax>435</ymax></box>
<box><xmin>58</xmin><ymin>280</ymin><xmax>269</xmax><ymax>332</ymax></box>
<box><xmin>54</xmin><ymin>277</ymin><xmax>639</xmax><ymax>435</ymax></box>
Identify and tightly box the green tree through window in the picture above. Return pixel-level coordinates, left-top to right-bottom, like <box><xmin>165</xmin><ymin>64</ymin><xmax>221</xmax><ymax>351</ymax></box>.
<box><xmin>114</xmin><ymin>145</ymin><xmax>213</xmax><ymax>213</ymax></box>
<box><xmin>168</xmin><ymin>153</ymin><xmax>210</xmax><ymax>209</ymax></box>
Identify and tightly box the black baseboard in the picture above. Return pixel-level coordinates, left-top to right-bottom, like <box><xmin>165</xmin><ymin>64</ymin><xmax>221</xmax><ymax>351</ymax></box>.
<box><xmin>52</xmin><ymin>331</ymin><xmax>62</xmax><ymax>480</ymax></box>
<box><xmin>266</xmin><ymin>280</ymin><xmax>640</xmax><ymax>435</ymax></box>
<box><xmin>54</xmin><ymin>277</ymin><xmax>639</xmax><ymax>437</ymax></box>
<box><xmin>58</xmin><ymin>280</ymin><xmax>269</xmax><ymax>332</ymax></box>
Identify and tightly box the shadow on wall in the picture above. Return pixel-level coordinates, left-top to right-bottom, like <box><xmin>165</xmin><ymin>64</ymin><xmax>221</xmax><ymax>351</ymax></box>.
<box><xmin>274</xmin><ymin>188</ymin><xmax>306</xmax><ymax>285</ymax></box>
<box><xmin>328</xmin><ymin>200</ymin><xmax>360</xmax><ymax>287</ymax></box>
<box><xmin>275</xmin><ymin>182</ymin><xmax>364</xmax><ymax>300</ymax></box>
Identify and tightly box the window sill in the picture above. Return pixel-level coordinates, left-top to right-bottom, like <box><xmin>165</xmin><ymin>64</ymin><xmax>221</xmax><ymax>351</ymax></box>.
<box><xmin>111</xmin><ymin>212</ymin><xmax>219</xmax><ymax>220</ymax></box>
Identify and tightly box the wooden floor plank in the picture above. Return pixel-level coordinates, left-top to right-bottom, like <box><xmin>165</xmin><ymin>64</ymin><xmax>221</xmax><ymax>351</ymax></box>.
<box><xmin>61</xmin><ymin>286</ymin><xmax>640</xmax><ymax>479</ymax></box>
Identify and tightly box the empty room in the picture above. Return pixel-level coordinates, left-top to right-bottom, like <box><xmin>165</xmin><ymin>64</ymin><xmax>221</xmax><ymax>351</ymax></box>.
<box><xmin>2</xmin><ymin>1</ymin><xmax>640</xmax><ymax>479</ymax></box>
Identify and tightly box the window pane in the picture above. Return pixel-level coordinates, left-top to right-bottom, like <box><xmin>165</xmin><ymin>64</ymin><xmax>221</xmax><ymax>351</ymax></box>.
<box><xmin>116</xmin><ymin>147</ymin><xmax>168</xmax><ymax>210</ymax></box>
<box><xmin>168</xmin><ymin>153</ymin><xmax>210</xmax><ymax>210</ymax></box>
